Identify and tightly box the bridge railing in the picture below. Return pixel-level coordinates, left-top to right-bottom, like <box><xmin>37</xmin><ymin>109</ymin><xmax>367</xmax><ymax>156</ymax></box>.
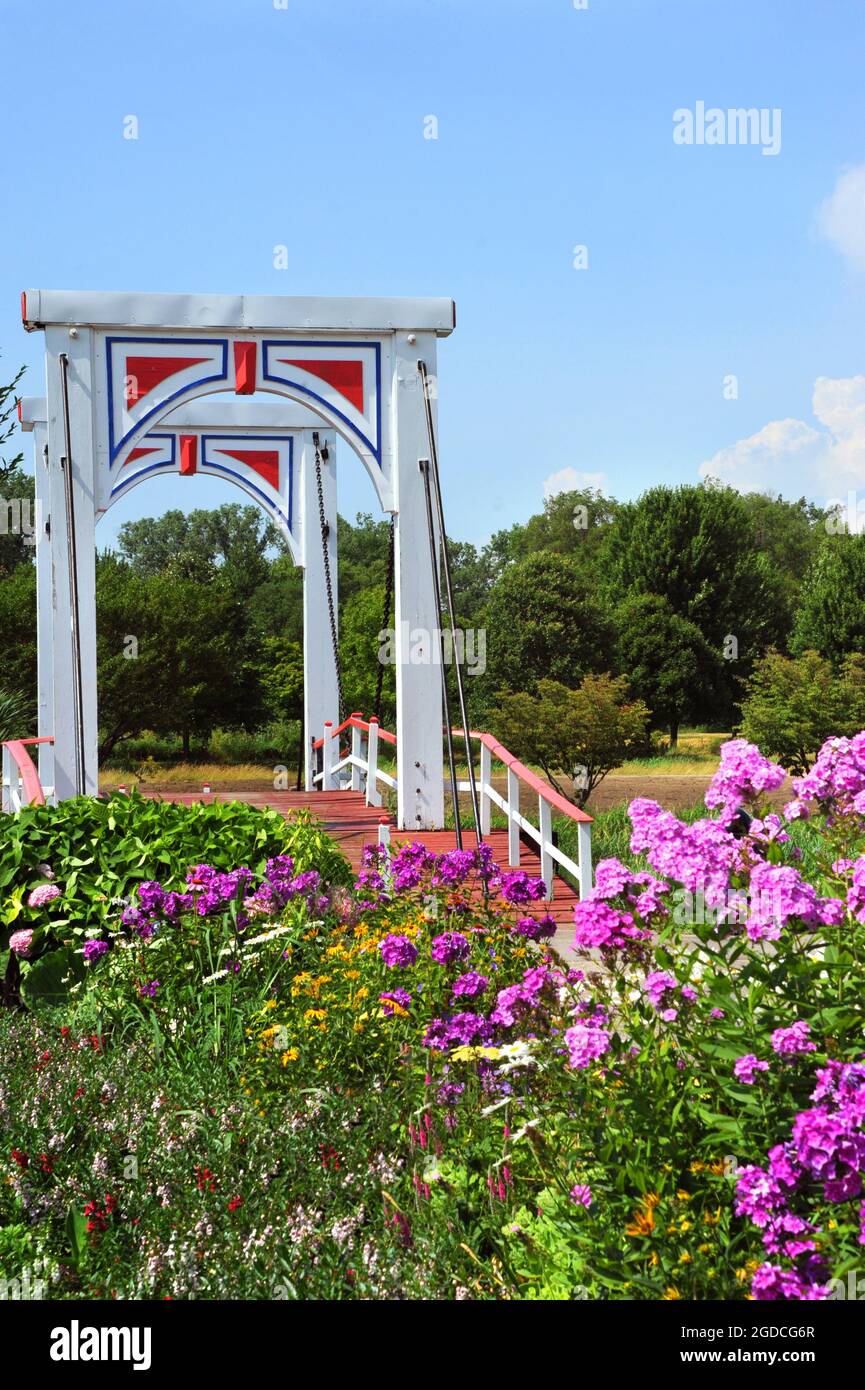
<box><xmin>311</xmin><ymin>714</ymin><xmax>397</xmax><ymax>806</ymax></box>
<box><xmin>453</xmin><ymin>730</ymin><xmax>593</xmax><ymax>899</ymax></box>
<box><xmin>1</xmin><ymin>736</ymin><xmax>54</xmax><ymax>813</ymax></box>
<box><xmin>311</xmin><ymin>715</ymin><xmax>593</xmax><ymax>899</ymax></box>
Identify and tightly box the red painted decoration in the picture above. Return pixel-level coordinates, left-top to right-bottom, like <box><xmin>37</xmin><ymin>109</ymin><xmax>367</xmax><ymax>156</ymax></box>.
<box><xmin>125</xmin><ymin>446</ymin><xmax>161</xmax><ymax>465</ymax></box>
<box><xmin>219</xmin><ymin>448</ymin><xmax>280</xmax><ymax>490</ymax></box>
<box><xmin>234</xmin><ymin>342</ymin><xmax>257</xmax><ymax>394</ymax></box>
<box><xmin>179</xmin><ymin>435</ymin><xmax>198</xmax><ymax>476</ymax></box>
<box><xmin>277</xmin><ymin>358</ymin><xmax>364</xmax><ymax>413</ymax></box>
<box><xmin>124</xmin><ymin>356</ymin><xmax>208</xmax><ymax>407</ymax></box>
<box><xmin>20</xmin><ymin>291</ymin><xmax>27</xmax><ymax>324</ymax></box>
<box><xmin>16</xmin><ymin>398</ymin><xmax>22</xmax><ymax>423</ymax></box>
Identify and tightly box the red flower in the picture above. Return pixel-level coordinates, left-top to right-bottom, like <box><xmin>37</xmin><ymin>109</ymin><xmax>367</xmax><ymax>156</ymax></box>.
<box><xmin>319</xmin><ymin>1144</ymin><xmax>340</xmax><ymax>1170</ymax></box>
<box><xmin>38</xmin><ymin>1153</ymin><xmax>53</xmax><ymax>1174</ymax></box>
<box><xmin>194</xmin><ymin>1165</ymin><xmax>216</xmax><ymax>1192</ymax></box>
<box><xmin>227</xmin><ymin>1195</ymin><xmax>244</xmax><ymax>1212</ymax></box>
<box><xmin>11</xmin><ymin>1148</ymin><xmax>28</xmax><ymax>1168</ymax></box>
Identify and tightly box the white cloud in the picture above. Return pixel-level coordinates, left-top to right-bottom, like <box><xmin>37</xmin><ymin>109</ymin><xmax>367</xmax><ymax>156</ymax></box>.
<box><xmin>816</xmin><ymin>164</ymin><xmax>865</xmax><ymax>272</ymax></box>
<box><xmin>698</xmin><ymin>375</ymin><xmax>865</xmax><ymax>503</ymax></box>
<box><xmin>542</xmin><ymin>467</ymin><xmax>608</xmax><ymax>499</ymax></box>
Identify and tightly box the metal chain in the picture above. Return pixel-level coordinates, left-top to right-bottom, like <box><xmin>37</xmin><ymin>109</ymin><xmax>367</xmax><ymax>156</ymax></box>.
<box><xmin>313</xmin><ymin>433</ymin><xmax>345</xmax><ymax>724</ymax></box>
<box><xmin>373</xmin><ymin>516</ymin><xmax>396</xmax><ymax>722</ymax></box>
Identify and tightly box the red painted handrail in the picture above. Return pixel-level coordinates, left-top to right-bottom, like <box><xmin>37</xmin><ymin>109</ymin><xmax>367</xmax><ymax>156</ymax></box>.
<box><xmin>453</xmin><ymin>729</ymin><xmax>593</xmax><ymax>824</ymax></box>
<box><xmin>1</xmin><ymin>738</ymin><xmax>50</xmax><ymax>807</ymax></box>
<box><xmin>310</xmin><ymin>718</ymin><xmax>592</xmax><ymax>824</ymax></box>
<box><xmin>311</xmin><ymin>714</ymin><xmax>397</xmax><ymax>751</ymax></box>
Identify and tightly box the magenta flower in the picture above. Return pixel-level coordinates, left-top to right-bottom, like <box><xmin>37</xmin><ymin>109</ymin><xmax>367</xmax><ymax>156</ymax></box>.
<box><xmin>771</xmin><ymin>1021</ymin><xmax>817</xmax><ymax>1057</ymax></box>
<box><xmin>569</xmin><ymin>1184</ymin><xmax>592</xmax><ymax>1208</ymax></box>
<box><xmin>734</xmin><ymin>1054</ymin><xmax>770</xmax><ymax>1084</ymax></box>
<box><xmin>564</xmin><ymin>1021</ymin><xmax>610</xmax><ymax>1070</ymax></box>
<box><xmin>9</xmin><ymin>929</ymin><xmax>34</xmax><ymax>958</ymax></box>
<box><xmin>82</xmin><ymin>940</ymin><xmax>109</xmax><ymax>963</ymax></box>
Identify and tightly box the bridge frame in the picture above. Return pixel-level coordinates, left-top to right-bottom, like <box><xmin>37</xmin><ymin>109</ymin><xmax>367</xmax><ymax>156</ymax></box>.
<box><xmin>22</xmin><ymin>289</ymin><xmax>455</xmax><ymax>828</ymax></box>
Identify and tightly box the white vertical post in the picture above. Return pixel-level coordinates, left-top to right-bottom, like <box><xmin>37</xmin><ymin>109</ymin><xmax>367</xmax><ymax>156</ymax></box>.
<box><xmin>366</xmin><ymin>717</ymin><xmax>382</xmax><ymax>807</ymax></box>
<box><xmin>32</xmin><ymin>420</ymin><xmax>55</xmax><ymax>799</ymax></box>
<box><xmin>350</xmin><ymin>715</ymin><xmax>362</xmax><ymax>791</ymax></box>
<box><xmin>1</xmin><ymin>745</ymin><xmax>10</xmax><ymax>814</ymax></box>
<box><xmin>392</xmin><ymin>332</ymin><xmax>444</xmax><ymax>830</ymax></box>
<box><xmin>539</xmin><ymin>795</ymin><xmax>553</xmax><ymax>898</ymax></box>
<box><xmin>322</xmin><ymin>720</ymin><xmax>336</xmax><ymax>790</ymax></box>
<box><xmin>479</xmin><ymin>739</ymin><xmax>492</xmax><ymax>836</ymax></box>
<box><xmin>301</xmin><ymin>432</ymin><xmax>339</xmax><ymax>790</ymax></box>
<box><xmin>44</xmin><ymin>327</ymin><xmax>99</xmax><ymax>800</ymax></box>
<box><xmin>507</xmin><ymin>765</ymin><xmax>520</xmax><ymax>867</ymax></box>
<box><xmin>578</xmin><ymin>821</ymin><xmax>593</xmax><ymax>899</ymax></box>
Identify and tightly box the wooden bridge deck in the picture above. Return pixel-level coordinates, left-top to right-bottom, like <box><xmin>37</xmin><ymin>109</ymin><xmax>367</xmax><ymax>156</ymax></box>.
<box><xmin>144</xmin><ymin>788</ymin><xmax>581</xmax><ymax>930</ymax></box>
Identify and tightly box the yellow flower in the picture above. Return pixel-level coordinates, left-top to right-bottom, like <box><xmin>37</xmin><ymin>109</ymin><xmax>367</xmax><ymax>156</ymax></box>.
<box><xmin>662</xmin><ymin>1287</ymin><xmax>680</xmax><ymax>1300</ymax></box>
<box><xmin>698</xmin><ymin>1244</ymin><xmax>710</xmax><ymax>1254</ymax></box>
<box><xmin>702</xmin><ymin>1207</ymin><xmax>721</xmax><ymax>1226</ymax></box>
<box><xmin>679</xmin><ymin>1252</ymin><xmax>692</xmax><ymax>1264</ymax></box>
<box><xmin>280</xmin><ymin>1048</ymin><xmax>299</xmax><ymax>1065</ymax></box>
<box><xmin>344</xmin><ymin>969</ymin><xmax>361</xmax><ymax>980</ymax></box>
<box><xmin>262</xmin><ymin>999</ymin><xmax>277</xmax><ymax>1012</ymax></box>
<box><xmin>626</xmin><ymin>1194</ymin><xmax>659</xmax><ymax>1237</ymax></box>
<box><xmin>676</xmin><ymin>1190</ymin><xmax>691</xmax><ymax>1201</ymax></box>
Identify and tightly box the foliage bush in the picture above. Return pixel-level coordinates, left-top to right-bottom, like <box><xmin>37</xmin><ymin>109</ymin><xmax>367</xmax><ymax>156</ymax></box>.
<box><xmin>4</xmin><ymin>732</ymin><xmax>865</xmax><ymax>1299</ymax></box>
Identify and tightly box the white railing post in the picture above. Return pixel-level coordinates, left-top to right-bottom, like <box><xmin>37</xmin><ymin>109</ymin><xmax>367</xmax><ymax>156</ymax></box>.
<box><xmin>539</xmin><ymin>795</ymin><xmax>553</xmax><ymax>898</ymax></box>
<box><xmin>577</xmin><ymin>821</ymin><xmax>593</xmax><ymax>899</ymax></box>
<box><xmin>507</xmin><ymin>765</ymin><xmax>520</xmax><ymax>867</ymax></box>
<box><xmin>365</xmin><ymin>718</ymin><xmax>382</xmax><ymax>808</ymax></box>
<box><xmin>479</xmin><ymin>739</ymin><xmax>491</xmax><ymax>836</ymax></box>
<box><xmin>1</xmin><ymin>745</ymin><xmax>10</xmax><ymax>814</ymax></box>
<box><xmin>377</xmin><ymin>814</ymin><xmax>391</xmax><ymax>851</ymax></box>
<box><xmin>350</xmin><ymin>715</ymin><xmax>363</xmax><ymax>791</ymax></box>
<box><xmin>322</xmin><ymin>721</ymin><xmax>336</xmax><ymax>790</ymax></box>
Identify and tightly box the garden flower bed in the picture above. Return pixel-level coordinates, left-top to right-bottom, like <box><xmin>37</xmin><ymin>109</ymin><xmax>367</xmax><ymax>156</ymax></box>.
<box><xmin>2</xmin><ymin>733</ymin><xmax>865</xmax><ymax>1300</ymax></box>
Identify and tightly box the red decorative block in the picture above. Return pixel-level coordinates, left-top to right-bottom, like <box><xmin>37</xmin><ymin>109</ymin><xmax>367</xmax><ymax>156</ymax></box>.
<box><xmin>179</xmin><ymin>435</ymin><xmax>198</xmax><ymax>475</ymax></box>
<box><xmin>125</xmin><ymin>446</ymin><xmax>161</xmax><ymax>465</ymax></box>
<box><xmin>234</xmin><ymin>342</ymin><xmax>257</xmax><ymax>395</ymax></box>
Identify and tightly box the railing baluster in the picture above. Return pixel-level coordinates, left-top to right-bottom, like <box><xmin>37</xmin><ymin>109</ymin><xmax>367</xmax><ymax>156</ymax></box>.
<box><xmin>507</xmin><ymin>766</ymin><xmax>520</xmax><ymax>867</ymax></box>
<box><xmin>366</xmin><ymin>718</ymin><xmax>382</xmax><ymax>808</ymax></box>
<box><xmin>539</xmin><ymin>795</ymin><xmax>553</xmax><ymax>898</ymax></box>
<box><xmin>322</xmin><ymin>721</ymin><xmax>336</xmax><ymax>790</ymax></box>
<box><xmin>578</xmin><ymin>820</ymin><xmax>593</xmax><ymax>899</ymax></box>
<box><xmin>479</xmin><ymin>739</ymin><xmax>491</xmax><ymax>836</ymax></box>
<box><xmin>350</xmin><ymin>714</ymin><xmax>362</xmax><ymax>791</ymax></box>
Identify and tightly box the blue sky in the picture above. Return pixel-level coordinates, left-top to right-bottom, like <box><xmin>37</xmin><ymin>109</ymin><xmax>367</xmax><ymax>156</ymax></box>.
<box><xmin>3</xmin><ymin>0</ymin><xmax>865</xmax><ymax>548</ymax></box>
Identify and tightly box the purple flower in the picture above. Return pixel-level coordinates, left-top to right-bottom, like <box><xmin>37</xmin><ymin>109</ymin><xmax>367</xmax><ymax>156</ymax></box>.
<box><xmin>379</xmin><ymin>988</ymin><xmax>411</xmax><ymax>1015</ymax></box>
<box><xmin>139</xmin><ymin>979</ymin><xmax>159</xmax><ymax>998</ymax></box>
<box><xmin>642</xmin><ymin>971</ymin><xmax>678</xmax><ymax>1009</ymax></box>
<box><xmin>430</xmin><ymin>932</ymin><xmax>470</xmax><ymax>966</ymax></box>
<box><xmin>27</xmin><ymin>883</ymin><xmax>61</xmax><ymax>908</ymax></box>
<box><xmin>451</xmin><ymin>971</ymin><xmax>489</xmax><ymax>999</ymax></box>
<box><xmin>378</xmin><ymin>934</ymin><xmax>418</xmax><ymax>969</ymax></box>
<box><xmin>498</xmin><ymin>870</ymin><xmax>547</xmax><ymax>905</ymax></box>
<box><xmin>569</xmin><ymin>1184</ymin><xmax>593</xmax><ymax>1208</ymax></box>
<box><xmin>83</xmin><ymin>940</ymin><xmax>109</xmax><ymax>963</ymax></box>
<box><xmin>771</xmin><ymin>1021</ymin><xmax>817</xmax><ymax>1057</ymax></box>
<box><xmin>734</xmin><ymin>1054</ymin><xmax>769</xmax><ymax>1084</ymax></box>
<box><xmin>9</xmin><ymin>929</ymin><xmax>34</xmax><ymax>958</ymax></box>
<box><xmin>511</xmin><ymin>915</ymin><xmax>557</xmax><ymax>940</ymax></box>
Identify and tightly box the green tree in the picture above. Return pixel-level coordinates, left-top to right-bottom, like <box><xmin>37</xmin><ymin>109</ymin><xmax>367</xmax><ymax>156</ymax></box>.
<box><xmin>0</xmin><ymin>562</ymin><xmax>36</xmax><ymax>700</ymax></box>
<box><xmin>480</xmin><ymin>552</ymin><xmax>614</xmax><ymax>702</ymax></box>
<box><xmin>0</xmin><ymin>467</ymin><xmax>36</xmax><ymax>579</ymax></box>
<box><xmin>0</xmin><ymin>357</ymin><xmax>25</xmax><ymax>487</ymax></box>
<box><xmin>791</xmin><ymin>535</ymin><xmax>865</xmax><ymax>663</ymax></box>
<box><xmin>117</xmin><ymin>503</ymin><xmax>281</xmax><ymax>601</ymax></box>
<box><xmin>600</xmin><ymin>482</ymin><xmax>787</xmax><ymax>655</ymax></box>
<box><xmin>491</xmin><ymin>674</ymin><xmax>649</xmax><ymax>806</ymax></box>
<box><xmin>613</xmin><ymin>593</ymin><xmax>722</xmax><ymax>745</ymax></box>
<box><xmin>738</xmin><ymin>648</ymin><xmax>865</xmax><ymax>775</ymax></box>
<box><xmin>96</xmin><ymin>556</ymin><xmax>262</xmax><ymax>760</ymax></box>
